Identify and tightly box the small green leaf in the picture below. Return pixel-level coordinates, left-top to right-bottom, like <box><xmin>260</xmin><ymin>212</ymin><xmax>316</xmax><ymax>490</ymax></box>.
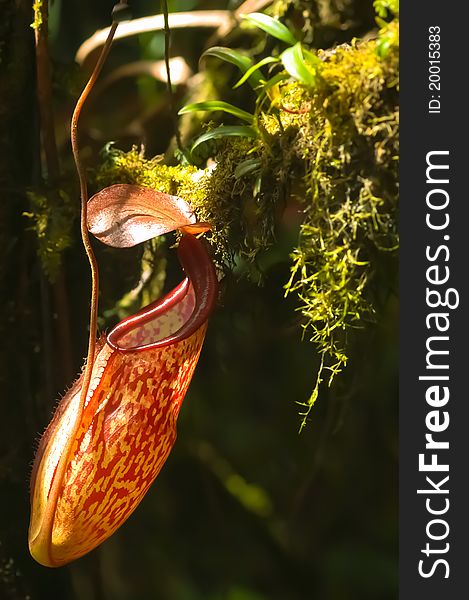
<box><xmin>179</xmin><ymin>101</ymin><xmax>254</xmax><ymax>124</ymax></box>
<box><xmin>256</xmin><ymin>72</ymin><xmax>289</xmax><ymax>106</ymax></box>
<box><xmin>375</xmin><ymin>16</ymin><xmax>389</xmax><ymax>29</ymax></box>
<box><xmin>281</xmin><ymin>43</ymin><xmax>316</xmax><ymax>86</ymax></box>
<box><xmin>262</xmin><ymin>72</ymin><xmax>289</xmax><ymax>93</ymax></box>
<box><xmin>191</xmin><ymin>125</ymin><xmax>258</xmax><ymax>153</ymax></box>
<box><xmin>241</xmin><ymin>13</ymin><xmax>297</xmax><ymax>45</ymax></box>
<box><xmin>376</xmin><ymin>37</ymin><xmax>391</xmax><ymax>58</ymax></box>
<box><xmin>233</xmin><ymin>56</ymin><xmax>279</xmax><ymax>90</ymax></box>
<box><xmin>253</xmin><ymin>174</ymin><xmax>262</xmax><ymax>197</ymax></box>
<box><xmin>374</xmin><ymin>0</ymin><xmax>399</xmax><ymax>18</ymax></box>
<box><xmin>303</xmin><ymin>48</ymin><xmax>322</xmax><ymax>67</ymax></box>
<box><xmin>234</xmin><ymin>158</ymin><xmax>261</xmax><ymax>179</ymax></box>
<box><xmin>200</xmin><ymin>46</ymin><xmax>252</xmax><ymax>72</ymax></box>
<box><xmin>200</xmin><ymin>46</ymin><xmax>262</xmax><ymax>89</ymax></box>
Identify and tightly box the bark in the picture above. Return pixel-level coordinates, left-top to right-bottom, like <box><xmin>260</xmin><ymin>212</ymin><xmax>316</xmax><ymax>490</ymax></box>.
<box><xmin>0</xmin><ymin>3</ymin><xmax>72</xmax><ymax>598</ymax></box>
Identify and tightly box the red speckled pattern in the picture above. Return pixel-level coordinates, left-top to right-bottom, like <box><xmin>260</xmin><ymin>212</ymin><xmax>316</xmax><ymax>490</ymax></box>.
<box><xmin>29</xmin><ymin>234</ymin><xmax>217</xmax><ymax>567</ymax></box>
<box><xmin>51</xmin><ymin>321</ymin><xmax>206</xmax><ymax>564</ymax></box>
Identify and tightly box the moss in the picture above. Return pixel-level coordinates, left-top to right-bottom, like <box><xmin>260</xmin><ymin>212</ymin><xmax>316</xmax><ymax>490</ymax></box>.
<box><xmin>281</xmin><ymin>27</ymin><xmax>398</xmax><ymax>427</ymax></box>
<box><xmin>218</xmin><ymin>24</ymin><xmax>398</xmax><ymax>427</ymax></box>
<box><xmin>31</xmin><ymin>1</ymin><xmax>44</xmax><ymax>31</ymax></box>
<box><xmin>95</xmin><ymin>141</ymin><xmax>287</xmax><ymax>272</ymax></box>
<box><xmin>24</xmin><ymin>187</ymin><xmax>76</xmax><ymax>281</ymax></box>
<box><xmin>374</xmin><ymin>0</ymin><xmax>399</xmax><ymax>19</ymax></box>
<box><xmin>96</xmin><ymin>145</ymin><xmax>223</xmax><ymax>262</ymax></box>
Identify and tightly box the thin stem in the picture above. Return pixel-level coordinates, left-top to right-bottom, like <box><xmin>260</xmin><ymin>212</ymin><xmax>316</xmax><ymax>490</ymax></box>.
<box><xmin>70</xmin><ymin>21</ymin><xmax>118</xmax><ymax>400</ymax></box>
<box><xmin>161</xmin><ymin>0</ymin><xmax>185</xmax><ymax>156</ymax></box>
<box><xmin>33</xmin><ymin>0</ymin><xmax>60</xmax><ymax>182</ymax></box>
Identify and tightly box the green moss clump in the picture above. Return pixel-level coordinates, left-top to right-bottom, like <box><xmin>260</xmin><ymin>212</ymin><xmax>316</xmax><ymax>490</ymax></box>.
<box><xmin>96</xmin><ymin>145</ymin><xmax>201</xmax><ymax>194</ymax></box>
<box><xmin>209</xmin><ymin>25</ymin><xmax>398</xmax><ymax>427</ymax></box>
<box><xmin>374</xmin><ymin>0</ymin><xmax>399</xmax><ymax>19</ymax></box>
<box><xmin>95</xmin><ymin>142</ymin><xmax>286</xmax><ymax>271</ymax></box>
<box><xmin>282</xmin><ymin>27</ymin><xmax>398</xmax><ymax>427</ymax></box>
<box><xmin>96</xmin><ymin>145</ymin><xmax>228</xmax><ymax>267</ymax></box>
<box><xmin>24</xmin><ymin>188</ymin><xmax>76</xmax><ymax>281</ymax></box>
<box><xmin>31</xmin><ymin>1</ymin><xmax>44</xmax><ymax>30</ymax></box>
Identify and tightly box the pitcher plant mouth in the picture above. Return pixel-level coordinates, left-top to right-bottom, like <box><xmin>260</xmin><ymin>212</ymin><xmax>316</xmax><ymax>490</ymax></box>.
<box><xmin>108</xmin><ymin>234</ymin><xmax>218</xmax><ymax>352</ymax></box>
<box><xmin>28</xmin><ymin>234</ymin><xmax>218</xmax><ymax>567</ymax></box>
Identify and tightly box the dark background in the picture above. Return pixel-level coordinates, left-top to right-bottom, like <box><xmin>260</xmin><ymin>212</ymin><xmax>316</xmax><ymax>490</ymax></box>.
<box><xmin>0</xmin><ymin>2</ymin><xmax>397</xmax><ymax>599</ymax></box>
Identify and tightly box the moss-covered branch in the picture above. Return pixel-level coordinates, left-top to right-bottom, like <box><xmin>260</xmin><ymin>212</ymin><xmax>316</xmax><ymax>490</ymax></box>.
<box><xmin>28</xmin><ymin>3</ymin><xmax>399</xmax><ymax>428</ymax></box>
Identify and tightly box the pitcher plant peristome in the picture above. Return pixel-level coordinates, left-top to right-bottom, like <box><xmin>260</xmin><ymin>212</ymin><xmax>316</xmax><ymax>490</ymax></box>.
<box><xmin>29</xmin><ymin>3</ymin><xmax>218</xmax><ymax>567</ymax></box>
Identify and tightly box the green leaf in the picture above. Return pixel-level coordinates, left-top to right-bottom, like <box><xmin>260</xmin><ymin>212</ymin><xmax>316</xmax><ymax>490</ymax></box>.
<box><xmin>253</xmin><ymin>174</ymin><xmax>262</xmax><ymax>197</ymax></box>
<box><xmin>261</xmin><ymin>72</ymin><xmax>289</xmax><ymax>94</ymax></box>
<box><xmin>375</xmin><ymin>16</ymin><xmax>389</xmax><ymax>29</ymax></box>
<box><xmin>241</xmin><ymin>13</ymin><xmax>297</xmax><ymax>45</ymax></box>
<box><xmin>256</xmin><ymin>71</ymin><xmax>289</xmax><ymax>107</ymax></box>
<box><xmin>376</xmin><ymin>37</ymin><xmax>391</xmax><ymax>58</ymax></box>
<box><xmin>303</xmin><ymin>48</ymin><xmax>322</xmax><ymax>67</ymax></box>
<box><xmin>281</xmin><ymin>43</ymin><xmax>316</xmax><ymax>86</ymax></box>
<box><xmin>234</xmin><ymin>158</ymin><xmax>261</xmax><ymax>179</ymax></box>
<box><xmin>200</xmin><ymin>46</ymin><xmax>262</xmax><ymax>89</ymax></box>
<box><xmin>233</xmin><ymin>56</ymin><xmax>279</xmax><ymax>90</ymax></box>
<box><xmin>374</xmin><ymin>0</ymin><xmax>399</xmax><ymax>18</ymax></box>
<box><xmin>179</xmin><ymin>101</ymin><xmax>254</xmax><ymax>124</ymax></box>
<box><xmin>200</xmin><ymin>46</ymin><xmax>252</xmax><ymax>73</ymax></box>
<box><xmin>191</xmin><ymin>125</ymin><xmax>258</xmax><ymax>153</ymax></box>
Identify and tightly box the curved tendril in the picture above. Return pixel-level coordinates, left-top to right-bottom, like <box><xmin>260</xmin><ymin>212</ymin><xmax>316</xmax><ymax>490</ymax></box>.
<box><xmin>34</xmin><ymin>8</ymin><xmax>123</xmax><ymax>563</ymax></box>
<box><xmin>70</xmin><ymin>21</ymin><xmax>118</xmax><ymax>413</ymax></box>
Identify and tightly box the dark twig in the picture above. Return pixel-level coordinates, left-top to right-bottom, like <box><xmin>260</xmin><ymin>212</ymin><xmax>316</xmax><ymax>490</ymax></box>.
<box><xmin>161</xmin><ymin>0</ymin><xmax>186</xmax><ymax>157</ymax></box>
<box><xmin>33</xmin><ymin>0</ymin><xmax>59</xmax><ymax>182</ymax></box>
<box><xmin>33</xmin><ymin>0</ymin><xmax>74</xmax><ymax>383</ymax></box>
